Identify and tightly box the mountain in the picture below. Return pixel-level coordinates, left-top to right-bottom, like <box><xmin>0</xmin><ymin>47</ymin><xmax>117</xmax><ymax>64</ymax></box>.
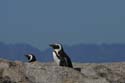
<box><xmin>0</xmin><ymin>42</ymin><xmax>125</xmax><ymax>62</ymax></box>
<box><xmin>0</xmin><ymin>42</ymin><xmax>42</xmax><ymax>61</ymax></box>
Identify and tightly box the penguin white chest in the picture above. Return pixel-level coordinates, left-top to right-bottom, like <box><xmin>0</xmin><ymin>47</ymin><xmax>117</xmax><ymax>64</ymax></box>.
<box><xmin>53</xmin><ymin>52</ymin><xmax>60</xmax><ymax>65</ymax></box>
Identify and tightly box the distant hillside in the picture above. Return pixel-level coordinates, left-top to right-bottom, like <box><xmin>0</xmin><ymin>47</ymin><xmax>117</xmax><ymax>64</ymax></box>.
<box><xmin>0</xmin><ymin>42</ymin><xmax>43</xmax><ymax>61</ymax></box>
<box><xmin>0</xmin><ymin>42</ymin><xmax>125</xmax><ymax>62</ymax></box>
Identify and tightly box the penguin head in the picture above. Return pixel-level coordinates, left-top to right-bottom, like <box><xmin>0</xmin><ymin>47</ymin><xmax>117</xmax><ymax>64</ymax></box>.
<box><xmin>25</xmin><ymin>53</ymin><xmax>36</xmax><ymax>62</ymax></box>
<box><xmin>49</xmin><ymin>43</ymin><xmax>63</xmax><ymax>52</ymax></box>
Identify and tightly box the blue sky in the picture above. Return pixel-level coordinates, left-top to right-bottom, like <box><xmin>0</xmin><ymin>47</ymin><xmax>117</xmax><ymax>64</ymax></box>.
<box><xmin>0</xmin><ymin>0</ymin><xmax>125</xmax><ymax>50</ymax></box>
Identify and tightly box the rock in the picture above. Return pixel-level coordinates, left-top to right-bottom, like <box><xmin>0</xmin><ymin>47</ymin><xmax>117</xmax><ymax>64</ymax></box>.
<box><xmin>0</xmin><ymin>58</ymin><xmax>125</xmax><ymax>83</ymax></box>
<box><xmin>75</xmin><ymin>63</ymin><xmax>125</xmax><ymax>83</ymax></box>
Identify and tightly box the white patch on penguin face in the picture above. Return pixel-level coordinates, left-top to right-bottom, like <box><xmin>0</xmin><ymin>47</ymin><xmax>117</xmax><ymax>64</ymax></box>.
<box><xmin>54</xmin><ymin>43</ymin><xmax>62</xmax><ymax>53</ymax></box>
<box><xmin>28</xmin><ymin>54</ymin><xmax>33</xmax><ymax>61</ymax></box>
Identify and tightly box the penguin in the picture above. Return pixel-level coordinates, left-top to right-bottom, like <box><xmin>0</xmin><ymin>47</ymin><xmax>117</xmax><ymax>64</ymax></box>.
<box><xmin>49</xmin><ymin>43</ymin><xmax>73</xmax><ymax>68</ymax></box>
<box><xmin>25</xmin><ymin>53</ymin><xmax>36</xmax><ymax>62</ymax></box>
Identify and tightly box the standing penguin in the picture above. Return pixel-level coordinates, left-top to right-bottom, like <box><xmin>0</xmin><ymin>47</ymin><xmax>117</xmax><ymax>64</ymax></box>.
<box><xmin>49</xmin><ymin>43</ymin><xmax>73</xmax><ymax>68</ymax></box>
<box><xmin>25</xmin><ymin>53</ymin><xmax>36</xmax><ymax>62</ymax></box>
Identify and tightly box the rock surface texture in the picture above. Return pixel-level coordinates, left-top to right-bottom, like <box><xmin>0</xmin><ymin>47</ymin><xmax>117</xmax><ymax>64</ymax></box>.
<box><xmin>0</xmin><ymin>58</ymin><xmax>125</xmax><ymax>83</ymax></box>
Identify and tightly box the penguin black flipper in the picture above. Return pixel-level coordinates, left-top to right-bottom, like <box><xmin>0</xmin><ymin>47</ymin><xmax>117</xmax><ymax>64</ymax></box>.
<box><xmin>59</xmin><ymin>51</ymin><xmax>73</xmax><ymax>68</ymax></box>
<box><xmin>59</xmin><ymin>57</ymin><xmax>67</xmax><ymax>66</ymax></box>
<box><xmin>65</xmin><ymin>55</ymin><xmax>73</xmax><ymax>68</ymax></box>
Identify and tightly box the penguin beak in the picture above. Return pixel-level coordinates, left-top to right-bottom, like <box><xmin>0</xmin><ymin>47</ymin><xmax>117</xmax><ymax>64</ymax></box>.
<box><xmin>49</xmin><ymin>44</ymin><xmax>55</xmax><ymax>47</ymax></box>
<box><xmin>49</xmin><ymin>44</ymin><xmax>57</xmax><ymax>49</ymax></box>
<box><xmin>25</xmin><ymin>54</ymin><xmax>28</xmax><ymax>57</ymax></box>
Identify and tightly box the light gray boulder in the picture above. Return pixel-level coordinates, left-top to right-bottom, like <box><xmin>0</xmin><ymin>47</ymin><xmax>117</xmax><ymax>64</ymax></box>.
<box><xmin>0</xmin><ymin>58</ymin><xmax>125</xmax><ymax>83</ymax></box>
